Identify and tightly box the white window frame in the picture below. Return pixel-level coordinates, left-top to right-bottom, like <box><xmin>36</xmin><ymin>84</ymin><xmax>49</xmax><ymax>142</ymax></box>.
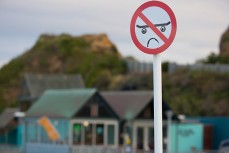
<box><xmin>70</xmin><ymin>119</ymin><xmax>118</xmax><ymax>148</ymax></box>
<box><xmin>132</xmin><ymin>120</ymin><xmax>168</xmax><ymax>151</ymax></box>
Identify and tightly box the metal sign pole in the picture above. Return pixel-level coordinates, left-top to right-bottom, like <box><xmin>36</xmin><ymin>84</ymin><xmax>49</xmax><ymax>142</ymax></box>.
<box><xmin>153</xmin><ymin>54</ymin><xmax>163</xmax><ymax>153</ymax></box>
<box><xmin>130</xmin><ymin>2</ymin><xmax>176</xmax><ymax>152</ymax></box>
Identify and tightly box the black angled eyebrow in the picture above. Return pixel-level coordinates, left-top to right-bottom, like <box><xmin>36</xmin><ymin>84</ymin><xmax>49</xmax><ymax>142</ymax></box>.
<box><xmin>136</xmin><ymin>21</ymin><xmax>171</xmax><ymax>28</ymax></box>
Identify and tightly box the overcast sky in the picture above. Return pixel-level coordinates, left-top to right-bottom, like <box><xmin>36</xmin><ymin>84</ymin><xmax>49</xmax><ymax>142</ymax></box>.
<box><xmin>0</xmin><ymin>0</ymin><xmax>228</xmax><ymax>68</ymax></box>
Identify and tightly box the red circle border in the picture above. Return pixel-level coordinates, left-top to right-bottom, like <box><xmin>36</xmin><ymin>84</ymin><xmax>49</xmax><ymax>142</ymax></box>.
<box><xmin>130</xmin><ymin>1</ymin><xmax>177</xmax><ymax>55</ymax></box>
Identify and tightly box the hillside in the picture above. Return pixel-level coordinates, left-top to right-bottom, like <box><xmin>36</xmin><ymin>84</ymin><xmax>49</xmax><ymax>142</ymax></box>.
<box><xmin>199</xmin><ymin>26</ymin><xmax>229</xmax><ymax>64</ymax></box>
<box><xmin>107</xmin><ymin>70</ymin><xmax>229</xmax><ymax>116</ymax></box>
<box><xmin>0</xmin><ymin>33</ymin><xmax>126</xmax><ymax>111</ymax></box>
<box><xmin>163</xmin><ymin>70</ymin><xmax>229</xmax><ymax>116</ymax></box>
<box><xmin>106</xmin><ymin>26</ymin><xmax>229</xmax><ymax>116</ymax></box>
<box><xmin>0</xmin><ymin>32</ymin><xmax>229</xmax><ymax>116</ymax></box>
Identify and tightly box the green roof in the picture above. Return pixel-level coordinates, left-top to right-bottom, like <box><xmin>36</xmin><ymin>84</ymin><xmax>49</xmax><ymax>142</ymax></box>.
<box><xmin>26</xmin><ymin>89</ymin><xmax>96</xmax><ymax>118</ymax></box>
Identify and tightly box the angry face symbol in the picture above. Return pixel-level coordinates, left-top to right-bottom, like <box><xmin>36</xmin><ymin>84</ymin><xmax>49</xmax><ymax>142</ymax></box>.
<box><xmin>136</xmin><ymin>21</ymin><xmax>171</xmax><ymax>48</ymax></box>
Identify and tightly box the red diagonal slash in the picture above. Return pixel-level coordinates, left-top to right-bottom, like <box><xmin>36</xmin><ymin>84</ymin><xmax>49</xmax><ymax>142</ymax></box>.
<box><xmin>138</xmin><ymin>12</ymin><xmax>169</xmax><ymax>43</ymax></box>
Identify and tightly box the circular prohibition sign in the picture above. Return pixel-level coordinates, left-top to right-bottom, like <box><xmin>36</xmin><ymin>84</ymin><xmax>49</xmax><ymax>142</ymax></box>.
<box><xmin>130</xmin><ymin>1</ymin><xmax>177</xmax><ymax>54</ymax></box>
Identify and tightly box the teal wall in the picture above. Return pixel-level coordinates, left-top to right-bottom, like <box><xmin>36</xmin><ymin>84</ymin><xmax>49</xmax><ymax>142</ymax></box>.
<box><xmin>170</xmin><ymin>123</ymin><xmax>203</xmax><ymax>153</ymax></box>
<box><xmin>24</xmin><ymin>118</ymin><xmax>70</xmax><ymax>144</ymax></box>
<box><xmin>0</xmin><ymin>127</ymin><xmax>20</xmax><ymax>146</ymax></box>
<box><xmin>195</xmin><ymin>117</ymin><xmax>229</xmax><ymax>149</ymax></box>
<box><xmin>22</xmin><ymin>118</ymin><xmax>71</xmax><ymax>153</ymax></box>
<box><xmin>17</xmin><ymin>125</ymin><xmax>23</xmax><ymax>146</ymax></box>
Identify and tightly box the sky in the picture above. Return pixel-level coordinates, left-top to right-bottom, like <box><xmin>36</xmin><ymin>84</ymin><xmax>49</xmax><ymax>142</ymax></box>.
<box><xmin>0</xmin><ymin>0</ymin><xmax>228</xmax><ymax>68</ymax></box>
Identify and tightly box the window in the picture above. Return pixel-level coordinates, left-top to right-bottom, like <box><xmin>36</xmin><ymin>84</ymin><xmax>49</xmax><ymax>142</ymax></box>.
<box><xmin>84</xmin><ymin>124</ymin><xmax>93</xmax><ymax>145</ymax></box>
<box><xmin>107</xmin><ymin>125</ymin><xmax>115</xmax><ymax>145</ymax></box>
<box><xmin>143</xmin><ymin>107</ymin><xmax>151</xmax><ymax>118</ymax></box>
<box><xmin>148</xmin><ymin>127</ymin><xmax>154</xmax><ymax>150</ymax></box>
<box><xmin>163</xmin><ymin>126</ymin><xmax>167</xmax><ymax>149</ymax></box>
<box><xmin>137</xmin><ymin>127</ymin><xmax>144</xmax><ymax>149</ymax></box>
<box><xmin>96</xmin><ymin>124</ymin><xmax>104</xmax><ymax>145</ymax></box>
<box><xmin>57</xmin><ymin>120</ymin><xmax>69</xmax><ymax>144</ymax></box>
<box><xmin>27</xmin><ymin>123</ymin><xmax>36</xmax><ymax>142</ymax></box>
<box><xmin>73</xmin><ymin>124</ymin><xmax>82</xmax><ymax>145</ymax></box>
<box><xmin>40</xmin><ymin>125</ymin><xmax>49</xmax><ymax>143</ymax></box>
<box><xmin>71</xmin><ymin>122</ymin><xmax>117</xmax><ymax>146</ymax></box>
<box><xmin>91</xmin><ymin>104</ymin><xmax>98</xmax><ymax>117</ymax></box>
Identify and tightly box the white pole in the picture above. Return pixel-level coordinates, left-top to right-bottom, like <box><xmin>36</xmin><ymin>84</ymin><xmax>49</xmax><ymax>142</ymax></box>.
<box><xmin>153</xmin><ymin>54</ymin><xmax>163</xmax><ymax>153</ymax></box>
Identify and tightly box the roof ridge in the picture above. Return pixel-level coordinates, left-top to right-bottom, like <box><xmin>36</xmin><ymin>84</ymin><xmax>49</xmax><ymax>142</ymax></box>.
<box><xmin>102</xmin><ymin>91</ymin><xmax>153</xmax><ymax>95</ymax></box>
<box><xmin>25</xmin><ymin>73</ymin><xmax>82</xmax><ymax>76</ymax></box>
<box><xmin>45</xmin><ymin>88</ymin><xmax>96</xmax><ymax>93</ymax></box>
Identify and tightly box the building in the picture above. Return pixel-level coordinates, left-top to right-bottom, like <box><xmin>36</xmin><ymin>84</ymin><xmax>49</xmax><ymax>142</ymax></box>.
<box><xmin>19</xmin><ymin>74</ymin><xmax>85</xmax><ymax>111</ymax></box>
<box><xmin>20</xmin><ymin>89</ymin><xmax>212</xmax><ymax>153</ymax></box>
<box><xmin>24</xmin><ymin>89</ymin><xmax>119</xmax><ymax>153</ymax></box>
<box><xmin>0</xmin><ymin>108</ymin><xmax>21</xmax><ymax>146</ymax></box>
<box><xmin>170</xmin><ymin>123</ymin><xmax>204</xmax><ymax>153</ymax></box>
<box><xmin>191</xmin><ymin>117</ymin><xmax>229</xmax><ymax>150</ymax></box>
<box><xmin>102</xmin><ymin>91</ymin><xmax>178</xmax><ymax>151</ymax></box>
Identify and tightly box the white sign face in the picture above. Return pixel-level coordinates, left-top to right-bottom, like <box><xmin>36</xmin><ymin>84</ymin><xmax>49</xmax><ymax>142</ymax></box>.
<box><xmin>130</xmin><ymin>1</ymin><xmax>177</xmax><ymax>54</ymax></box>
<box><xmin>135</xmin><ymin>7</ymin><xmax>172</xmax><ymax>49</ymax></box>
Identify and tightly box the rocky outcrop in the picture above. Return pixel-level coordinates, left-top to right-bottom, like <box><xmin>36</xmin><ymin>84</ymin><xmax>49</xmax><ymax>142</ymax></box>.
<box><xmin>220</xmin><ymin>27</ymin><xmax>229</xmax><ymax>56</ymax></box>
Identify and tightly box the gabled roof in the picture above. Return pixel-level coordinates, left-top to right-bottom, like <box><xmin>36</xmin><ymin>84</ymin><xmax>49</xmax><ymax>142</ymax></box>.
<box><xmin>101</xmin><ymin>91</ymin><xmax>153</xmax><ymax>120</ymax></box>
<box><xmin>26</xmin><ymin>89</ymin><xmax>96</xmax><ymax>118</ymax></box>
<box><xmin>22</xmin><ymin>74</ymin><xmax>85</xmax><ymax>100</ymax></box>
<box><xmin>0</xmin><ymin>108</ymin><xmax>18</xmax><ymax>128</ymax></box>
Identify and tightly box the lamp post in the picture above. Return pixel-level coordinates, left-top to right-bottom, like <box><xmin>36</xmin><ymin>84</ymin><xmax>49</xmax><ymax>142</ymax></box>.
<box><xmin>175</xmin><ymin>114</ymin><xmax>186</xmax><ymax>153</ymax></box>
<box><xmin>166</xmin><ymin>110</ymin><xmax>173</xmax><ymax>153</ymax></box>
<box><xmin>14</xmin><ymin>111</ymin><xmax>26</xmax><ymax>147</ymax></box>
<box><xmin>177</xmin><ymin>115</ymin><xmax>186</xmax><ymax>122</ymax></box>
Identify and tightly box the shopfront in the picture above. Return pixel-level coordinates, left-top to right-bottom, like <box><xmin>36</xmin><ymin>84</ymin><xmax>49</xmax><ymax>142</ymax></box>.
<box><xmin>24</xmin><ymin>89</ymin><xmax>119</xmax><ymax>153</ymax></box>
<box><xmin>71</xmin><ymin>119</ymin><xmax>118</xmax><ymax>147</ymax></box>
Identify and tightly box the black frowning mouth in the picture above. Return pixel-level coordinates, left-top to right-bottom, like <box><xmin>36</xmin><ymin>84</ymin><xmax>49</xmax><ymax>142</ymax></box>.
<box><xmin>147</xmin><ymin>38</ymin><xmax>159</xmax><ymax>47</ymax></box>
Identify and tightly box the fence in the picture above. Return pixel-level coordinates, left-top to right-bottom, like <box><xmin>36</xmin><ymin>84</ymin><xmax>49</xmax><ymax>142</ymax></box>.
<box><xmin>125</xmin><ymin>60</ymin><xmax>229</xmax><ymax>74</ymax></box>
<box><xmin>0</xmin><ymin>145</ymin><xmax>22</xmax><ymax>153</ymax></box>
<box><xmin>0</xmin><ymin>145</ymin><xmax>220</xmax><ymax>153</ymax></box>
<box><xmin>168</xmin><ymin>63</ymin><xmax>229</xmax><ymax>74</ymax></box>
<box><xmin>125</xmin><ymin>60</ymin><xmax>153</xmax><ymax>74</ymax></box>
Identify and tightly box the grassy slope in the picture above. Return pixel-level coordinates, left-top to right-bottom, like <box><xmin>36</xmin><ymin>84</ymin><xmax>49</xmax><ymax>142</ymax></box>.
<box><xmin>0</xmin><ymin>34</ymin><xmax>126</xmax><ymax>112</ymax></box>
<box><xmin>109</xmin><ymin>70</ymin><xmax>229</xmax><ymax>116</ymax></box>
<box><xmin>0</xmin><ymin>33</ymin><xmax>229</xmax><ymax>116</ymax></box>
<box><xmin>163</xmin><ymin>70</ymin><xmax>229</xmax><ymax>116</ymax></box>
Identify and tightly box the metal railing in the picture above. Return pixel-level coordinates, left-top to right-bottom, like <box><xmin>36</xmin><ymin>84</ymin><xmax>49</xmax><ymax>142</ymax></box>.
<box><xmin>72</xmin><ymin>146</ymin><xmax>220</xmax><ymax>153</ymax></box>
<box><xmin>0</xmin><ymin>145</ymin><xmax>221</xmax><ymax>153</ymax></box>
<box><xmin>0</xmin><ymin>145</ymin><xmax>22</xmax><ymax>153</ymax></box>
<box><xmin>72</xmin><ymin>146</ymin><xmax>121</xmax><ymax>153</ymax></box>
